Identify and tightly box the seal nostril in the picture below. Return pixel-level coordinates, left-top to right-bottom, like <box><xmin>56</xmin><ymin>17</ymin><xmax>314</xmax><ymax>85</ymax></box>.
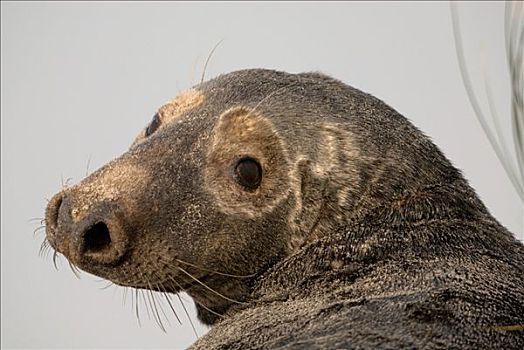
<box><xmin>84</xmin><ymin>222</ymin><xmax>112</xmax><ymax>253</ymax></box>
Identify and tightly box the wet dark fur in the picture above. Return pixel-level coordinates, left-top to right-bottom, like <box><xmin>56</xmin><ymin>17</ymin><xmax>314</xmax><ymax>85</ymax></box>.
<box><xmin>45</xmin><ymin>69</ymin><xmax>524</xmax><ymax>349</ymax></box>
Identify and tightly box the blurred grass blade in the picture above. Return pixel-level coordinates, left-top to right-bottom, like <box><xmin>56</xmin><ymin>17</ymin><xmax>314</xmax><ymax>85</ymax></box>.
<box><xmin>450</xmin><ymin>2</ymin><xmax>524</xmax><ymax>202</ymax></box>
<box><xmin>506</xmin><ymin>1</ymin><xmax>524</xmax><ymax>187</ymax></box>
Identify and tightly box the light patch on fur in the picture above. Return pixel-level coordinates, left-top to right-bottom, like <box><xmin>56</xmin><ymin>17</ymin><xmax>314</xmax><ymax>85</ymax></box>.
<box><xmin>131</xmin><ymin>89</ymin><xmax>205</xmax><ymax>148</ymax></box>
<box><xmin>157</xmin><ymin>88</ymin><xmax>205</xmax><ymax>124</ymax></box>
<box><xmin>206</xmin><ymin>108</ymin><xmax>360</xmax><ymax>253</ymax></box>
<box><xmin>330</xmin><ymin>259</ymin><xmax>344</xmax><ymax>270</ymax></box>
<box><xmin>286</xmin><ymin>123</ymin><xmax>360</xmax><ymax>252</ymax></box>
<box><xmin>68</xmin><ymin>161</ymin><xmax>150</xmax><ymax>223</ymax></box>
<box><xmin>204</xmin><ymin>107</ymin><xmax>292</xmax><ymax>219</ymax></box>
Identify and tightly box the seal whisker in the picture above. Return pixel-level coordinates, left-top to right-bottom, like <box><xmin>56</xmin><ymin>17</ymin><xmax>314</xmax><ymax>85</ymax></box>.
<box><xmin>150</xmin><ymin>270</ymin><xmax>182</xmax><ymax>325</ymax></box>
<box><xmin>158</xmin><ymin>294</ymin><xmax>173</xmax><ymax>328</ymax></box>
<box><xmin>176</xmin><ymin>266</ymin><xmax>247</xmax><ymax>305</ymax></box>
<box><xmin>33</xmin><ymin>225</ymin><xmax>46</xmax><ymax>237</ymax></box>
<box><xmin>200</xmin><ymin>39</ymin><xmax>223</xmax><ymax>84</ymax></box>
<box><xmin>134</xmin><ymin>288</ymin><xmax>142</xmax><ymax>327</ymax></box>
<box><xmin>175</xmin><ymin>258</ymin><xmax>257</xmax><ymax>278</ymax></box>
<box><xmin>159</xmin><ymin>272</ymin><xmax>200</xmax><ymax>336</ymax></box>
<box><xmin>149</xmin><ymin>278</ymin><xmax>173</xmax><ymax>328</ymax></box>
<box><xmin>100</xmin><ymin>281</ymin><xmax>114</xmax><ymax>290</ymax></box>
<box><xmin>177</xmin><ymin>293</ymin><xmax>199</xmax><ymax>338</ymax></box>
<box><xmin>52</xmin><ymin>250</ymin><xmax>59</xmax><ymax>270</ymax></box>
<box><xmin>43</xmin><ymin>244</ymin><xmax>52</xmax><ymax>258</ymax></box>
<box><xmin>67</xmin><ymin>261</ymin><xmax>82</xmax><ymax>279</ymax></box>
<box><xmin>85</xmin><ymin>154</ymin><xmax>92</xmax><ymax>177</ymax></box>
<box><xmin>166</xmin><ymin>275</ymin><xmax>224</xmax><ymax>320</ymax></box>
<box><xmin>189</xmin><ymin>54</ymin><xmax>202</xmax><ymax>86</ymax></box>
<box><xmin>138</xmin><ymin>266</ymin><xmax>167</xmax><ymax>331</ymax></box>
<box><xmin>60</xmin><ymin>175</ymin><xmax>73</xmax><ymax>189</ymax></box>
<box><xmin>122</xmin><ymin>286</ymin><xmax>128</xmax><ymax>307</ymax></box>
<box><xmin>134</xmin><ymin>264</ymin><xmax>153</xmax><ymax>323</ymax></box>
<box><xmin>141</xmin><ymin>289</ymin><xmax>152</xmax><ymax>321</ymax></box>
<box><xmin>249</xmin><ymin>82</ymin><xmax>299</xmax><ymax>116</ymax></box>
<box><xmin>165</xmin><ymin>276</ymin><xmax>209</xmax><ymax>338</ymax></box>
<box><xmin>163</xmin><ymin>291</ymin><xmax>182</xmax><ymax>325</ymax></box>
<box><xmin>28</xmin><ymin>217</ymin><xmax>45</xmax><ymax>223</ymax></box>
<box><xmin>111</xmin><ymin>283</ymin><xmax>119</xmax><ymax>299</ymax></box>
<box><xmin>38</xmin><ymin>240</ymin><xmax>51</xmax><ymax>259</ymax></box>
<box><xmin>147</xmin><ymin>287</ymin><xmax>168</xmax><ymax>332</ymax></box>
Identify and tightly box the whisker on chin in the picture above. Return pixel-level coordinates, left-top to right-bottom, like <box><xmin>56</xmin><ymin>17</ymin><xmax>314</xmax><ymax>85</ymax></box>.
<box><xmin>176</xmin><ymin>266</ymin><xmax>247</xmax><ymax>305</ymax></box>
<box><xmin>149</xmin><ymin>266</ymin><xmax>199</xmax><ymax>337</ymax></box>
<box><xmin>134</xmin><ymin>288</ymin><xmax>142</xmax><ymax>327</ymax></box>
<box><xmin>28</xmin><ymin>217</ymin><xmax>46</xmax><ymax>225</ymax></box>
<box><xmin>166</xmin><ymin>274</ymin><xmax>221</xmax><ymax>331</ymax></box>
<box><xmin>28</xmin><ymin>217</ymin><xmax>44</xmax><ymax>222</ymax></box>
<box><xmin>152</xmin><ymin>256</ymin><xmax>234</xmax><ymax>332</ymax></box>
<box><xmin>100</xmin><ymin>281</ymin><xmax>114</xmax><ymax>290</ymax></box>
<box><xmin>147</xmin><ymin>288</ymin><xmax>166</xmax><ymax>332</ymax></box>
<box><xmin>134</xmin><ymin>265</ymin><xmax>152</xmax><ymax>323</ymax></box>
<box><xmin>33</xmin><ymin>225</ymin><xmax>46</xmax><ymax>237</ymax></box>
<box><xmin>177</xmin><ymin>292</ymin><xmax>199</xmax><ymax>338</ymax></box>
<box><xmin>68</xmin><ymin>261</ymin><xmax>82</xmax><ymax>279</ymax></box>
<box><xmin>162</xmin><ymin>293</ymin><xmax>182</xmax><ymax>325</ymax></box>
<box><xmin>141</xmin><ymin>289</ymin><xmax>152</xmax><ymax>321</ymax></box>
<box><xmin>150</xmin><ymin>270</ymin><xmax>182</xmax><ymax>325</ymax></box>
<box><xmin>136</xmin><ymin>264</ymin><xmax>167</xmax><ymax>332</ymax></box>
<box><xmin>157</xmin><ymin>292</ymin><xmax>173</xmax><ymax>328</ymax></box>
<box><xmin>52</xmin><ymin>250</ymin><xmax>59</xmax><ymax>270</ymax></box>
<box><xmin>123</xmin><ymin>287</ymin><xmax>129</xmax><ymax>307</ymax></box>
<box><xmin>38</xmin><ymin>240</ymin><xmax>52</xmax><ymax>259</ymax></box>
<box><xmin>167</xmin><ymin>275</ymin><xmax>223</xmax><ymax>319</ymax></box>
<box><xmin>153</xmin><ymin>286</ymin><xmax>172</xmax><ymax>329</ymax></box>
<box><xmin>175</xmin><ymin>258</ymin><xmax>257</xmax><ymax>278</ymax></box>
<box><xmin>148</xmin><ymin>286</ymin><xmax>168</xmax><ymax>332</ymax></box>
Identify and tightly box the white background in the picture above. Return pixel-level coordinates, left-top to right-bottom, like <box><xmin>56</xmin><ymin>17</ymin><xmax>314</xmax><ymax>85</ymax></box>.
<box><xmin>2</xmin><ymin>2</ymin><xmax>522</xmax><ymax>349</ymax></box>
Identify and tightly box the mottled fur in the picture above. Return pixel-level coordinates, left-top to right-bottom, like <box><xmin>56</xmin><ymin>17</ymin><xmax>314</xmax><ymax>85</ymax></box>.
<box><xmin>45</xmin><ymin>69</ymin><xmax>524</xmax><ymax>348</ymax></box>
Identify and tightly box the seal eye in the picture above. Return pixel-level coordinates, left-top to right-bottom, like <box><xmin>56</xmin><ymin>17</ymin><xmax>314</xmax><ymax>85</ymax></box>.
<box><xmin>145</xmin><ymin>113</ymin><xmax>160</xmax><ymax>137</ymax></box>
<box><xmin>234</xmin><ymin>157</ymin><xmax>262</xmax><ymax>190</ymax></box>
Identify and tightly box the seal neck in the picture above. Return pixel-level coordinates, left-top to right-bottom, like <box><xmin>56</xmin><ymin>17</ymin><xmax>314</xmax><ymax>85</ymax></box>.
<box><xmin>253</xmin><ymin>168</ymin><xmax>501</xmax><ymax>299</ymax></box>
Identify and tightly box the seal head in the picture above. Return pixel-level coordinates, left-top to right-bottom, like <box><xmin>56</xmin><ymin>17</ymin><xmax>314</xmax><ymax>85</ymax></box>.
<box><xmin>44</xmin><ymin>70</ymin><xmax>524</xmax><ymax>348</ymax></box>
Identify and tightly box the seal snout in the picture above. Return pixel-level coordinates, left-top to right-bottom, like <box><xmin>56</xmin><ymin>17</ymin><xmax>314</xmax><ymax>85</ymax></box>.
<box><xmin>45</xmin><ymin>192</ymin><xmax>130</xmax><ymax>268</ymax></box>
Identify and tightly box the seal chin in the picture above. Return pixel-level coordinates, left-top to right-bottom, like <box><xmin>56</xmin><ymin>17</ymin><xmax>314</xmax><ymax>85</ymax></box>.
<box><xmin>196</xmin><ymin>305</ymin><xmax>225</xmax><ymax>325</ymax></box>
